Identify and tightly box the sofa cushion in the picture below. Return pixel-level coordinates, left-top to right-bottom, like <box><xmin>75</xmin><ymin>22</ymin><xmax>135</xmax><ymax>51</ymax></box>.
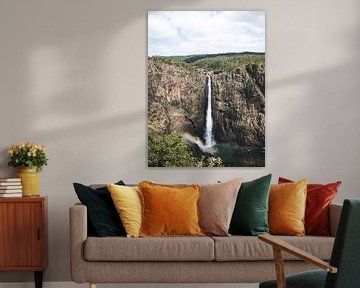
<box><xmin>139</xmin><ymin>181</ymin><xmax>203</xmax><ymax>237</ymax></box>
<box><xmin>212</xmin><ymin>236</ymin><xmax>334</xmax><ymax>261</ymax></box>
<box><xmin>107</xmin><ymin>184</ymin><xmax>142</xmax><ymax>238</ymax></box>
<box><xmin>199</xmin><ymin>178</ymin><xmax>242</xmax><ymax>236</ymax></box>
<box><xmin>279</xmin><ymin>177</ymin><xmax>341</xmax><ymax>236</ymax></box>
<box><xmin>73</xmin><ymin>181</ymin><xmax>126</xmax><ymax>237</ymax></box>
<box><xmin>84</xmin><ymin>236</ymin><xmax>214</xmax><ymax>261</ymax></box>
<box><xmin>269</xmin><ymin>179</ymin><xmax>307</xmax><ymax>236</ymax></box>
<box><xmin>229</xmin><ymin>174</ymin><xmax>271</xmax><ymax>236</ymax></box>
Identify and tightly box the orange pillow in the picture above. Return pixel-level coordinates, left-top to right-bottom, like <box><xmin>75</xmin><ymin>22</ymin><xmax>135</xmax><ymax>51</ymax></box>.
<box><xmin>138</xmin><ymin>181</ymin><xmax>204</xmax><ymax>236</ymax></box>
<box><xmin>269</xmin><ymin>179</ymin><xmax>307</xmax><ymax>236</ymax></box>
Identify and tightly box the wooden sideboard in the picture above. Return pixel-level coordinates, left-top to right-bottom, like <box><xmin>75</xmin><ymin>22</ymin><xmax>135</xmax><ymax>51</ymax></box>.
<box><xmin>0</xmin><ymin>197</ymin><xmax>47</xmax><ymax>288</ymax></box>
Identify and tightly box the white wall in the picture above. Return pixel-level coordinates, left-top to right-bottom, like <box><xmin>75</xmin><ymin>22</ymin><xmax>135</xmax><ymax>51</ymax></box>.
<box><xmin>0</xmin><ymin>0</ymin><xmax>359</xmax><ymax>282</ymax></box>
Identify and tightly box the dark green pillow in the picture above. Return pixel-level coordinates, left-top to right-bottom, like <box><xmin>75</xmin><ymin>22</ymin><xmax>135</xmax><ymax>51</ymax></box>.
<box><xmin>73</xmin><ymin>181</ymin><xmax>126</xmax><ymax>237</ymax></box>
<box><xmin>229</xmin><ymin>174</ymin><xmax>272</xmax><ymax>236</ymax></box>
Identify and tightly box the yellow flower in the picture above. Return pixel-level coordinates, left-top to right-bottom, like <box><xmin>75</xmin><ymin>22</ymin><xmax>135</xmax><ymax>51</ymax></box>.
<box><xmin>8</xmin><ymin>149</ymin><xmax>13</xmax><ymax>155</ymax></box>
<box><xmin>27</xmin><ymin>152</ymin><xmax>32</xmax><ymax>157</ymax></box>
<box><xmin>37</xmin><ymin>145</ymin><xmax>46</xmax><ymax>151</ymax></box>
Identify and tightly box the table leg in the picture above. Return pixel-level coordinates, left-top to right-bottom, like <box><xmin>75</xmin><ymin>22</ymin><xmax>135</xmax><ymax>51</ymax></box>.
<box><xmin>34</xmin><ymin>271</ymin><xmax>43</xmax><ymax>288</ymax></box>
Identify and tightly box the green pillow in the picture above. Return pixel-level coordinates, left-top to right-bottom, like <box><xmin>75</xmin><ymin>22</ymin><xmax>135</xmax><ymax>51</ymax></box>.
<box><xmin>229</xmin><ymin>174</ymin><xmax>272</xmax><ymax>236</ymax></box>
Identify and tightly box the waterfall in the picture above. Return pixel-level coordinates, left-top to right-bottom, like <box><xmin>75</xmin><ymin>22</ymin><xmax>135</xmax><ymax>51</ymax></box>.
<box><xmin>183</xmin><ymin>133</ymin><xmax>216</xmax><ymax>155</ymax></box>
<box><xmin>204</xmin><ymin>74</ymin><xmax>215</xmax><ymax>147</ymax></box>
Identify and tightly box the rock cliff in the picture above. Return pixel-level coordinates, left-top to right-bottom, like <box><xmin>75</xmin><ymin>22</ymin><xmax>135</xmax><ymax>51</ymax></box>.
<box><xmin>212</xmin><ymin>66</ymin><xmax>265</xmax><ymax>146</ymax></box>
<box><xmin>148</xmin><ymin>60</ymin><xmax>206</xmax><ymax>137</ymax></box>
<box><xmin>148</xmin><ymin>55</ymin><xmax>265</xmax><ymax>147</ymax></box>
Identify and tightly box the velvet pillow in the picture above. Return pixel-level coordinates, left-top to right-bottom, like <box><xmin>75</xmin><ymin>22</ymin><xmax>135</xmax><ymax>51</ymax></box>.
<box><xmin>269</xmin><ymin>179</ymin><xmax>307</xmax><ymax>236</ymax></box>
<box><xmin>229</xmin><ymin>174</ymin><xmax>272</xmax><ymax>236</ymax></box>
<box><xmin>279</xmin><ymin>177</ymin><xmax>341</xmax><ymax>236</ymax></box>
<box><xmin>73</xmin><ymin>181</ymin><xmax>126</xmax><ymax>237</ymax></box>
<box><xmin>198</xmin><ymin>178</ymin><xmax>242</xmax><ymax>236</ymax></box>
<box><xmin>107</xmin><ymin>184</ymin><xmax>142</xmax><ymax>238</ymax></box>
<box><xmin>138</xmin><ymin>181</ymin><xmax>203</xmax><ymax>237</ymax></box>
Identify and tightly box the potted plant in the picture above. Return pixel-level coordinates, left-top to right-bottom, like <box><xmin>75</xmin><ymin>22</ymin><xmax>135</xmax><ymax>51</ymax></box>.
<box><xmin>8</xmin><ymin>143</ymin><xmax>48</xmax><ymax>197</ymax></box>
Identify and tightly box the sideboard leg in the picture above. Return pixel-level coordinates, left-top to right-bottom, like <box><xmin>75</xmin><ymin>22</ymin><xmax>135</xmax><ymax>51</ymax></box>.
<box><xmin>90</xmin><ymin>283</ymin><xmax>97</xmax><ymax>288</ymax></box>
<box><xmin>34</xmin><ymin>271</ymin><xmax>43</xmax><ymax>288</ymax></box>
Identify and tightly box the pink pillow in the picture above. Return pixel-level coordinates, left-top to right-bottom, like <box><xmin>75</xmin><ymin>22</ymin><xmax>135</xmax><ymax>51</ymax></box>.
<box><xmin>198</xmin><ymin>178</ymin><xmax>242</xmax><ymax>236</ymax></box>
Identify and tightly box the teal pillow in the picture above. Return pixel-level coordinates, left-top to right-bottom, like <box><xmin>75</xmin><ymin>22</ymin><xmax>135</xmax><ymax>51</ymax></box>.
<box><xmin>73</xmin><ymin>181</ymin><xmax>126</xmax><ymax>237</ymax></box>
<box><xmin>229</xmin><ymin>174</ymin><xmax>272</xmax><ymax>236</ymax></box>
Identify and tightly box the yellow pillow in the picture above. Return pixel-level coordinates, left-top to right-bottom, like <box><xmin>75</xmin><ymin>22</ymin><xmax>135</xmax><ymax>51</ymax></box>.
<box><xmin>269</xmin><ymin>179</ymin><xmax>307</xmax><ymax>236</ymax></box>
<box><xmin>138</xmin><ymin>181</ymin><xmax>204</xmax><ymax>237</ymax></box>
<box><xmin>107</xmin><ymin>183</ymin><xmax>142</xmax><ymax>238</ymax></box>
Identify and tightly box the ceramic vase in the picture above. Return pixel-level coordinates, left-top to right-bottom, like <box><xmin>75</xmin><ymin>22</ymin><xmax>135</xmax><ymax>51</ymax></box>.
<box><xmin>16</xmin><ymin>167</ymin><xmax>40</xmax><ymax>197</ymax></box>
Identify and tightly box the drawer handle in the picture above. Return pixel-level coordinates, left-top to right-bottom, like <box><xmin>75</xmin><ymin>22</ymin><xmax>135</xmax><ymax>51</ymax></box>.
<box><xmin>37</xmin><ymin>228</ymin><xmax>40</xmax><ymax>240</ymax></box>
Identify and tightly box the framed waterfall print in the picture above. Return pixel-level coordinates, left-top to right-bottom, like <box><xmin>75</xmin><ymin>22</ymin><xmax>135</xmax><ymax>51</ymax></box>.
<box><xmin>147</xmin><ymin>11</ymin><xmax>265</xmax><ymax>167</ymax></box>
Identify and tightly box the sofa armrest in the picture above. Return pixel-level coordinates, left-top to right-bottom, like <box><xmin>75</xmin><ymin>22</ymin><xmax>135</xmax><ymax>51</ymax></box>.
<box><xmin>329</xmin><ymin>203</ymin><xmax>342</xmax><ymax>237</ymax></box>
<box><xmin>69</xmin><ymin>203</ymin><xmax>88</xmax><ymax>283</ymax></box>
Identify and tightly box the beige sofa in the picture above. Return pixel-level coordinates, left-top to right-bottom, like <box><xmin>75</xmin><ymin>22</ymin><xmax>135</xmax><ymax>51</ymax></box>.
<box><xmin>70</xmin><ymin>203</ymin><xmax>342</xmax><ymax>287</ymax></box>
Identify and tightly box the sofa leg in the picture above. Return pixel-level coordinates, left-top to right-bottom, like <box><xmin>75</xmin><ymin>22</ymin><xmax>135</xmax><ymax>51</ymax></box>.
<box><xmin>89</xmin><ymin>283</ymin><xmax>96</xmax><ymax>288</ymax></box>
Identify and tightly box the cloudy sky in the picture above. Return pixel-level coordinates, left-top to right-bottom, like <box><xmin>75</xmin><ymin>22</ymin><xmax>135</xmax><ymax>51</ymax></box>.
<box><xmin>148</xmin><ymin>11</ymin><xmax>265</xmax><ymax>56</ymax></box>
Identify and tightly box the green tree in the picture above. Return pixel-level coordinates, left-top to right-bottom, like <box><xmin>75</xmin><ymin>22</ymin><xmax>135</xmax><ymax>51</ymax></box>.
<box><xmin>148</xmin><ymin>133</ymin><xmax>198</xmax><ymax>167</ymax></box>
<box><xmin>148</xmin><ymin>132</ymin><xmax>224</xmax><ymax>167</ymax></box>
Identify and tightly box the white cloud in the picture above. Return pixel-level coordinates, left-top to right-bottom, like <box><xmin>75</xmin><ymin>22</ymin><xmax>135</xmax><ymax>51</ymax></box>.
<box><xmin>148</xmin><ymin>11</ymin><xmax>265</xmax><ymax>56</ymax></box>
<box><xmin>148</xmin><ymin>12</ymin><xmax>179</xmax><ymax>40</ymax></box>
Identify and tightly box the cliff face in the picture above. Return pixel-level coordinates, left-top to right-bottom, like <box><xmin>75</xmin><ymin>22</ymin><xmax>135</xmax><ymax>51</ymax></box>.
<box><xmin>148</xmin><ymin>58</ymin><xmax>265</xmax><ymax>147</ymax></box>
<box><xmin>148</xmin><ymin>60</ymin><xmax>206</xmax><ymax>137</ymax></box>
<box><xmin>212</xmin><ymin>66</ymin><xmax>265</xmax><ymax>146</ymax></box>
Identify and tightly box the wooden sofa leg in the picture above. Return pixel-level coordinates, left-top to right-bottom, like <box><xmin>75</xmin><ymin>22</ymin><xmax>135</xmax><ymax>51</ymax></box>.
<box><xmin>89</xmin><ymin>283</ymin><xmax>96</xmax><ymax>288</ymax></box>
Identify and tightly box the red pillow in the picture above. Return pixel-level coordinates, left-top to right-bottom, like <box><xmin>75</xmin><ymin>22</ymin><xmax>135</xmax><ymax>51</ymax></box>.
<box><xmin>278</xmin><ymin>177</ymin><xmax>341</xmax><ymax>236</ymax></box>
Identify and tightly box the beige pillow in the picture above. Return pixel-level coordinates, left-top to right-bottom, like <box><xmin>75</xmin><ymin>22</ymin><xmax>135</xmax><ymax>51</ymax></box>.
<box><xmin>198</xmin><ymin>178</ymin><xmax>242</xmax><ymax>236</ymax></box>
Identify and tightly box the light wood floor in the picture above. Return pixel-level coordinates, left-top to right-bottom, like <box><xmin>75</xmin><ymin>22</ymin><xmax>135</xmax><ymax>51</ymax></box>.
<box><xmin>0</xmin><ymin>283</ymin><xmax>259</xmax><ymax>288</ymax></box>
